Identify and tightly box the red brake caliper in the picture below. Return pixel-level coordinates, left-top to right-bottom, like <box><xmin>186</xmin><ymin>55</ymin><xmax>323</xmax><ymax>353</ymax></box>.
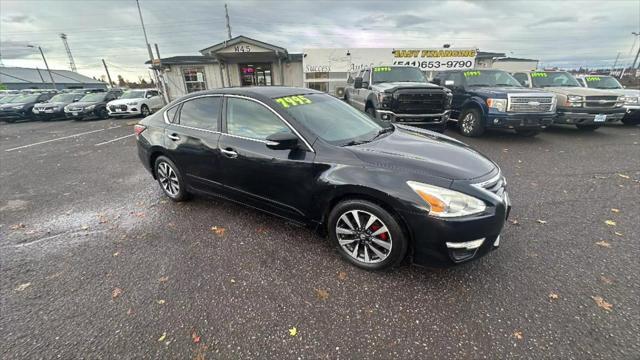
<box><xmin>369</xmin><ymin>224</ymin><xmax>388</xmax><ymax>241</ymax></box>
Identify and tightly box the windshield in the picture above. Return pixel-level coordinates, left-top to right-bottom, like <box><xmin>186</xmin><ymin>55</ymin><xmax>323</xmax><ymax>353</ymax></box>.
<box><xmin>120</xmin><ymin>90</ymin><xmax>145</xmax><ymax>99</ymax></box>
<box><xmin>79</xmin><ymin>93</ymin><xmax>106</xmax><ymax>102</ymax></box>
<box><xmin>8</xmin><ymin>94</ymin><xmax>40</xmax><ymax>103</ymax></box>
<box><xmin>530</xmin><ymin>72</ymin><xmax>581</xmax><ymax>87</ymax></box>
<box><xmin>372</xmin><ymin>67</ymin><xmax>427</xmax><ymax>84</ymax></box>
<box><xmin>464</xmin><ymin>70</ymin><xmax>522</xmax><ymax>87</ymax></box>
<box><xmin>275</xmin><ymin>93</ymin><xmax>383</xmax><ymax>146</ymax></box>
<box><xmin>49</xmin><ymin>93</ymin><xmax>78</xmax><ymax>102</ymax></box>
<box><xmin>583</xmin><ymin>76</ymin><xmax>623</xmax><ymax>89</ymax></box>
<box><xmin>0</xmin><ymin>95</ymin><xmax>18</xmax><ymax>104</ymax></box>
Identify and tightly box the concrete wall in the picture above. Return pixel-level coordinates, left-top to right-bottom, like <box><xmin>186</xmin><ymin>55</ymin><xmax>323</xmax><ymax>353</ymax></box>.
<box><xmin>283</xmin><ymin>61</ymin><xmax>303</xmax><ymax>87</ymax></box>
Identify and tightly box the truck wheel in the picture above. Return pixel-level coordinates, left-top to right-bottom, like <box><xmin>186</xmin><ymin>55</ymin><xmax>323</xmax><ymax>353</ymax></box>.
<box><xmin>366</xmin><ymin>107</ymin><xmax>376</xmax><ymax>119</ymax></box>
<box><xmin>515</xmin><ymin>129</ymin><xmax>540</xmax><ymax>137</ymax></box>
<box><xmin>459</xmin><ymin>108</ymin><xmax>484</xmax><ymax>137</ymax></box>
<box><xmin>621</xmin><ymin>114</ymin><xmax>640</xmax><ymax>126</ymax></box>
<box><xmin>576</xmin><ymin>124</ymin><xmax>601</xmax><ymax>131</ymax></box>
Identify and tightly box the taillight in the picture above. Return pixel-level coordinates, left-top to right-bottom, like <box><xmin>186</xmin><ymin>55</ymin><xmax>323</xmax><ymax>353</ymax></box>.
<box><xmin>134</xmin><ymin>124</ymin><xmax>146</xmax><ymax>137</ymax></box>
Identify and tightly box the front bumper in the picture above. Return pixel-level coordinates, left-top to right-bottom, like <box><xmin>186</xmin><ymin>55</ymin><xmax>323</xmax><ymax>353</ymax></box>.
<box><xmin>0</xmin><ymin>110</ymin><xmax>29</xmax><ymax>120</ymax></box>
<box><xmin>375</xmin><ymin>109</ymin><xmax>450</xmax><ymax>126</ymax></box>
<box><xmin>555</xmin><ymin>108</ymin><xmax>625</xmax><ymax>125</ymax></box>
<box><xmin>33</xmin><ymin>108</ymin><xmax>64</xmax><ymax>120</ymax></box>
<box><xmin>65</xmin><ymin>109</ymin><xmax>97</xmax><ymax>120</ymax></box>
<box><xmin>485</xmin><ymin>112</ymin><xmax>555</xmax><ymax>129</ymax></box>
<box><xmin>400</xmin><ymin>181</ymin><xmax>510</xmax><ymax>267</ymax></box>
<box><xmin>108</xmin><ymin>105</ymin><xmax>142</xmax><ymax>117</ymax></box>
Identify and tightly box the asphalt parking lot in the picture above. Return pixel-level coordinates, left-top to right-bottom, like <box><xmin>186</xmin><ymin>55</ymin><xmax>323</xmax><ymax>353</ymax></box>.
<box><xmin>1</xmin><ymin>118</ymin><xmax>638</xmax><ymax>359</ymax></box>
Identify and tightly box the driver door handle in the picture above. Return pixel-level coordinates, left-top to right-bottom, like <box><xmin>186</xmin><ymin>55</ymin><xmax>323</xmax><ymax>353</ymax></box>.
<box><xmin>167</xmin><ymin>133</ymin><xmax>180</xmax><ymax>141</ymax></box>
<box><xmin>220</xmin><ymin>148</ymin><xmax>238</xmax><ymax>158</ymax></box>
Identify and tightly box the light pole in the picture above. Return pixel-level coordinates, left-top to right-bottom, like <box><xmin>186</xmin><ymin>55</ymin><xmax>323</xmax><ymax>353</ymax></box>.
<box><xmin>631</xmin><ymin>32</ymin><xmax>640</xmax><ymax>70</ymax></box>
<box><xmin>27</xmin><ymin>45</ymin><xmax>56</xmax><ymax>89</ymax></box>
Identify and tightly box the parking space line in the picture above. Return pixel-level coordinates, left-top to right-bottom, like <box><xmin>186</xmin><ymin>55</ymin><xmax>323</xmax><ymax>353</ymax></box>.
<box><xmin>94</xmin><ymin>134</ymin><xmax>135</xmax><ymax>146</ymax></box>
<box><xmin>4</xmin><ymin>126</ymin><xmax>121</xmax><ymax>152</ymax></box>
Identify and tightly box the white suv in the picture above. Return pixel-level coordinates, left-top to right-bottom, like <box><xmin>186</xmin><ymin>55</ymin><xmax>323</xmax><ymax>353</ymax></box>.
<box><xmin>107</xmin><ymin>89</ymin><xmax>163</xmax><ymax>118</ymax></box>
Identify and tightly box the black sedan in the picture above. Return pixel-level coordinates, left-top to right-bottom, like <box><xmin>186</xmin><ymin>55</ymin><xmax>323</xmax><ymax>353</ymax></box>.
<box><xmin>135</xmin><ymin>87</ymin><xmax>510</xmax><ymax>270</ymax></box>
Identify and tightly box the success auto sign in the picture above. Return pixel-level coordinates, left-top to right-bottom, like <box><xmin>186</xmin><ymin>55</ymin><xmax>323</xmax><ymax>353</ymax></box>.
<box><xmin>303</xmin><ymin>48</ymin><xmax>477</xmax><ymax>73</ymax></box>
<box><xmin>392</xmin><ymin>49</ymin><xmax>477</xmax><ymax>70</ymax></box>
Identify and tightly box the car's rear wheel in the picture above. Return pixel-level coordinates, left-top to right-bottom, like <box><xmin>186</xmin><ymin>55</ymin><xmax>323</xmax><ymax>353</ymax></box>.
<box><xmin>141</xmin><ymin>105</ymin><xmax>150</xmax><ymax>117</ymax></box>
<box><xmin>154</xmin><ymin>156</ymin><xmax>189</xmax><ymax>201</ymax></box>
<box><xmin>576</xmin><ymin>124</ymin><xmax>600</xmax><ymax>131</ymax></box>
<box><xmin>515</xmin><ymin>129</ymin><xmax>540</xmax><ymax>137</ymax></box>
<box><xmin>328</xmin><ymin>200</ymin><xmax>407</xmax><ymax>270</ymax></box>
<box><xmin>459</xmin><ymin>108</ymin><xmax>484</xmax><ymax>137</ymax></box>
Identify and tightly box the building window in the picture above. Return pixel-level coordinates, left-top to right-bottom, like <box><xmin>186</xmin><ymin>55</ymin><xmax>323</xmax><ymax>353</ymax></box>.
<box><xmin>183</xmin><ymin>67</ymin><xmax>207</xmax><ymax>93</ymax></box>
<box><xmin>305</xmin><ymin>72</ymin><xmax>329</xmax><ymax>80</ymax></box>
<box><xmin>307</xmin><ymin>82</ymin><xmax>328</xmax><ymax>92</ymax></box>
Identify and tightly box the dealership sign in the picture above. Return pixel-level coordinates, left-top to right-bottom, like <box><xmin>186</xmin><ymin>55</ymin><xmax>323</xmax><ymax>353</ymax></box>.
<box><xmin>303</xmin><ymin>48</ymin><xmax>477</xmax><ymax>73</ymax></box>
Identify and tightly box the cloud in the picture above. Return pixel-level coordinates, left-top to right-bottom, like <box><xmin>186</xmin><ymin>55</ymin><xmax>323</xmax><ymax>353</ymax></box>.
<box><xmin>2</xmin><ymin>14</ymin><xmax>33</xmax><ymax>24</ymax></box>
<box><xmin>0</xmin><ymin>40</ymin><xmax>37</xmax><ymax>59</ymax></box>
<box><xmin>528</xmin><ymin>16</ymin><xmax>578</xmax><ymax>27</ymax></box>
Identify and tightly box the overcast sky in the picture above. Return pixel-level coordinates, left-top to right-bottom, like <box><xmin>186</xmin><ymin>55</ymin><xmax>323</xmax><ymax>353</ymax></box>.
<box><xmin>1</xmin><ymin>0</ymin><xmax>639</xmax><ymax>81</ymax></box>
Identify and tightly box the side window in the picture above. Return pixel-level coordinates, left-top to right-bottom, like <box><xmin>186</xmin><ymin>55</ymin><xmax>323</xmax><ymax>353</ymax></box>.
<box><xmin>165</xmin><ymin>106</ymin><xmax>179</xmax><ymax>123</ymax></box>
<box><xmin>447</xmin><ymin>72</ymin><xmax>464</xmax><ymax>86</ymax></box>
<box><xmin>362</xmin><ymin>70</ymin><xmax>371</xmax><ymax>84</ymax></box>
<box><xmin>576</xmin><ymin>78</ymin><xmax>586</xmax><ymax>87</ymax></box>
<box><xmin>226</xmin><ymin>97</ymin><xmax>292</xmax><ymax>140</ymax></box>
<box><xmin>513</xmin><ymin>73</ymin><xmax>529</xmax><ymax>86</ymax></box>
<box><xmin>178</xmin><ymin>96</ymin><xmax>220</xmax><ymax>131</ymax></box>
<box><xmin>148</xmin><ymin>90</ymin><xmax>159</xmax><ymax>97</ymax></box>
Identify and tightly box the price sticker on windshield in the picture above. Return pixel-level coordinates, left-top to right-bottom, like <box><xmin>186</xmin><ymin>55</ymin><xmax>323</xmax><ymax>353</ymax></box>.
<box><xmin>585</xmin><ymin>76</ymin><xmax>601</xmax><ymax>82</ymax></box>
<box><xmin>275</xmin><ymin>95</ymin><xmax>312</xmax><ymax>108</ymax></box>
<box><xmin>531</xmin><ymin>72</ymin><xmax>548</xmax><ymax>78</ymax></box>
<box><xmin>373</xmin><ymin>66</ymin><xmax>392</xmax><ymax>72</ymax></box>
<box><xmin>463</xmin><ymin>71</ymin><xmax>481</xmax><ymax>77</ymax></box>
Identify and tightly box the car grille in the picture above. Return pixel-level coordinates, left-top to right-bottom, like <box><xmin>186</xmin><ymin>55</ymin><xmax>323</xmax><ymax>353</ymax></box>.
<box><xmin>120</xmin><ymin>105</ymin><xmax>127</xmax><ymax>111</ymax></box>
<box><xmin>68</xmin><ymin>106</ymin><xmax>83</xmax><ymax>112</ymax></box>
<box><xmin>474</xmin><ymin>173</ymin><xmax>506</xmax><ymax>197</ymax></box>
<box><xmin>584</xmin><ymin>96</ymin><xmax>618</xmax><ymax>108</ymax></box>
<box><xmin>109</xmin><ymin>105</ymin><xmax>116</xmax><ymax>111</ymax></box>
<box><xmin>392</xmin><ymin>90</ymin><xmax>445</xmax><ymax>115</ymax></box>
<box><xmin>508</xmin><ymin>96</ymin><xmax>555</xmax><ymax>112</ymax></box>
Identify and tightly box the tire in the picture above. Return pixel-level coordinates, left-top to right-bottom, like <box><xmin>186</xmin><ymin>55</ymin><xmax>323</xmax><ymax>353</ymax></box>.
<box><xmin>141</xmin><ymin>104</ymin><xmax>150</xmax><ymax>117</ymax></box>
<box><xmin>576</xmin><ymin>124</ymin><xmax>601</xmax><ymax>131</ymax></box>
<box><xmin>154</xmin><ymin>156</ymin><xmax>190</xmax><ymax>202</ymax></box>
<box><xmin>621</xmin><ymin>113</ymin><xmax>640</xmax><ymax>126</ymax></box>
<box><xmin>328</xmin><ymin>199</ymin><xmax>407</xmax><ymax>271</ymax></box>
<box><xmin>459</xmin><ymin>108</ymin><xmax>485</xmax><ymax>137</ymax></box>
<box><xmin>515</xmin><ymin>129</ymin><xmax>540</xmax><ymax>137</ymax></box>
<box><xmin>96</xmin><ymin>108</ymin><xmax>109</xmax><ymax>120</ymax></box>
<box><xmin>366</xmin><ymin>106</ymin><xmax>376</xmax><ymax>119</ymax></box>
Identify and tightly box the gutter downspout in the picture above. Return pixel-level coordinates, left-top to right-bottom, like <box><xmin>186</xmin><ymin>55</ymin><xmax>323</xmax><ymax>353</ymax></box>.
<box><xmin>277</xmin><ymin>50</ymin><xmax>284</xmax><ymax>86</ymax></box>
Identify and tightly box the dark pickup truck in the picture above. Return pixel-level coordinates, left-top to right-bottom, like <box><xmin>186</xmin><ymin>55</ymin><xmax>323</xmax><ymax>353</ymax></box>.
<box><xmin>345</xmin><ymin>66</ymin><xmax>452</xmax><ymax>132</ymax></box>
<box><xmin>433</xmin><ymin>70</ymin><xmax>557</xmax><ymax>137</ymax></box>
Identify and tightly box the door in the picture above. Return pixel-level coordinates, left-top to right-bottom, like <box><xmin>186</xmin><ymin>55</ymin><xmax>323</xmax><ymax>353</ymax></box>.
<box><xmin>146</xmin><ymin>90</ymin><xmax>162</xmax><ymax>110</ymax></box>
<box><xmin>163</xmin><ymin>95</ymin><xmax>224</xmax><ymax>193</ymax></box>
<box><xmin>217</xmin><ymin>96</ymin><xmax>316</xmax><ymax>221</ymax></box>
<box><xmin>353</xmin><ymin>69</ymin><xmax>370</xmax><ymax>111</ymax></box>
<box><xmin>447</xmin><ymin>72</ymin><xmax>467</xmax><ymax>118</ymax></box>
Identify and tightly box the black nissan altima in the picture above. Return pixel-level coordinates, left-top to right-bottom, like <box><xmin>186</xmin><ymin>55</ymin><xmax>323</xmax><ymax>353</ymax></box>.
<box><xmin>135</xmin><ymin>87</ymin><xmax>510</xmax><ymax>270</ymax></box>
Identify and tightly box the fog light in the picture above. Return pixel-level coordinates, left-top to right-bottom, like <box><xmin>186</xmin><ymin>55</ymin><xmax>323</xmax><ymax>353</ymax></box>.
<box><xmin>381</xmin><ymin>114</ymin><xmax>389</xmax><ymax>120</ymax></box>
<box><xmin>493</xmin><ymin>235</ymin><xmax>500</xmax><ymax>247</ymax></box>
<box><xmin>493</xmin><ymin>118</ymin><xmax>500</xmax><ymax>124</ymax></box>
<box><xmin>446</xmin><ymin>238</ymin><xmax>485</xmax><ymax>250</ymax></box>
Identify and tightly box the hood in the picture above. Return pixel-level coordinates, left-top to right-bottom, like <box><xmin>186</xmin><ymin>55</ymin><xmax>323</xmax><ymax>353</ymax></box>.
<box><xmin>35</xmin><ymin>102</ymin><xmax>67</xmax><ymax>108</ymax></box>
<box><xmin>372</xmin><ymin>82</ymin><xmax>442</xmax><ymax>93</ymax></box>
<box><xmin>108</xmin><ymin>98</ymin><xmax>144</xmax><ymax>106</ymax></box>
<box><xmin>69</xmin><ymin>101</ymin><xmax>101</xmax><ymax>108</ymax></box>
<box><xmin>348</xmin><ymin>125</ymin><xmax>496</xmax><ymax>181</ymax></box>
<box><xmin>589</xmin><ymin>88</ymin><xmax>639</xmax><ymax>97</ymax></box>
<box><xmin>0</xmin><ymin>102</ymin><xmax>26</xmax><ymax>109</ymax></box>
<box><xmin>540</xmin><ymin>86</ymin><xmax>614</xmax><ymax>96</ymax></box>
<box><xmin>467</xmin><ymin>86</ymin><xmax>551</xmax><ymax>97</ymax></box>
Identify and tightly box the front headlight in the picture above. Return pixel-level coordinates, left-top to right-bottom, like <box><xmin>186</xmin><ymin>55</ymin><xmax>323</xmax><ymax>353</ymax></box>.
<box><xmin>12</xmin><ymin>105</ymin><xmax>24</xmax><ymax>110</ymax></box>
<box><xmin>486</xmin><ymin>98</ymin><xmax>507</xmax><ymax>112</ymax></box>
<box><xmin>623</xmin><ymin>96</ymin><xmax>638</xmax><ymax>104</ymax></box>
<box><xmin>566</xmin><ymin>95</ymin><xmax>583</xmax><ymax>107</ymax></box>
<box><xmin>377</xmin><ymin>93</ymin><xmax>392</xmax><ymax>109</ymax></box>
<box><xmin>445</xmin><ymin>91</ymin><xmax>453</xmax><ymax>107</ymax></box>
<box><xmin>407</xmin><ymin>181</ymin><xmax>486</xmax><ymax>218</ymax></box>
<box><xmin>85</xmin><ymin>105</ymin><xmax>96</xmax><ymax>111</ymax></box>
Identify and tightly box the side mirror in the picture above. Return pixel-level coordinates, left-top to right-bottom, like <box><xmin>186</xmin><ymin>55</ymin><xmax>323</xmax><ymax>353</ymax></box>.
<box><xmin>146</xmin><ymin>94</ymin><xmax>153</xmax><ymax>99</ymax></box>
<box><xmin>431</xmin><ymin>78</ymin><xmax>441</xmax><ymax>85</ymax></box>
<box><xmin>354</xmin><ymin>77</ymin><xmax>363</xmax><ymax>89</ymax></box>
<box><xmin>266</xmin><ymin>131</ymin><xmax>299</xmax><ymax>150</ymax></box>
<box><xmin>444</xmin><ymin>80</ymin><xmax>455</xmax><ymax>87</ymax></box>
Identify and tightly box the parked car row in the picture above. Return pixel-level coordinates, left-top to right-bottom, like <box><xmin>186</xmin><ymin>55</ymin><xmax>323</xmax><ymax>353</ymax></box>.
<box><xmin>345</xmin><ymin>66</ymin><xmax>639</xmax><ymax>137</ymax></box>
<box><xmin>0</xmin><ymin>88</ymin><xmax>163</xmax><ymax>123</ymax></box>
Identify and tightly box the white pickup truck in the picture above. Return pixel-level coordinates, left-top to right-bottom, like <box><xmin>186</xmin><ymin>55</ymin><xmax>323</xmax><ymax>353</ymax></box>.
<box><xmin>107</xmin><ymin>89</ymin><xmax>163</xmax><ymax>118</ymax></box>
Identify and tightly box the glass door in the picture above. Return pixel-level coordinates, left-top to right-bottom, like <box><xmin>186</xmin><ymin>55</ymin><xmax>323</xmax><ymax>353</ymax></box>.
<box><xmin>239</xmin><ymin>63</ymin><xmax>272</xmax><ymax>86</ymax></box>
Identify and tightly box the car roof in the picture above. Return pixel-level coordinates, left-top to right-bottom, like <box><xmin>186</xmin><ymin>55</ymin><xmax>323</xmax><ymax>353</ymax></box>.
<box><xmin>183</xmin><ymin>86</ymin><xmax>325</xmax><ymax>99</ymax></box>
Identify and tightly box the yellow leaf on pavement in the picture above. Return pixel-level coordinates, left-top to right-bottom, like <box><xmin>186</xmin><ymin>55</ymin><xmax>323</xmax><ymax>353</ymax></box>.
<box><xmin>591</xmin><ymin>296</ymin><xmax>613</xmax><ymax>312</ymax></box>
<box><xmin>112</xmin><ymin>287</ymin><xmax>123</xmax><ymax>299</ymax></box>
<box><xmin>157</xmin><ymin>332</ymin><xmax>167</xmax><ymax>342</ymax></box>
<box><xmin>15</xmin><ymin>282</ymin><xmax>31</xmax><ymax>292</ymax></box>
<box><xmin>604</xmin><ymin>220</ymin><xmax>616</xmax><ymax>226</ymax></box>
<box><xmin>610</xmin><ymin>208</ymin><xmax>620</xmax><ymax>213</ymax></box>
<box><xmin>156</xmin><ymin>299</ymin><xmax>165</xmax><ymax>305</ymax></box>
<box><xmin>614</xmin><ymin>231</ymin><xmax>623</xmax><ymax>237</ymax></box>
<box><xmin>513</xmin><ymin>331</ymin><xmax>523</xmax><ymax>340</ymax></box>
<box><xmin>617</xmin><ymin>173</ymin><xmax>630</xmax><ymax>179</ymax></box>
<box><xmin>337</xmin><ymin>271</ymin><xmax>348</xmax><ymax>280</ymax></box>
<box><xmin>211</xmin><ymin>226</ymin><xmax>226</xmax><ymax>236</ymax></box>
<box><xmin>289</xmin><ymin>327</ymin><xmax>297</xmax><ymax>337</ymax></box>
<box><xmin>536</xmin><ymin>219</ymin><xmax>547</xmax><ymax>224</ymax></box>
<box><xmin>549</xmin><ymin>293</ymin><xmax>559</xmax><ymax>300</ymax></box>
<box><xmin>315</xmin><ymin>288</ymin><xmax>329</xmax><ymax>301</ymax></box>
<box><xmin>595</xmin><ymin>241</ymin><xmax>611</xmax><ymax>248</ymax></box>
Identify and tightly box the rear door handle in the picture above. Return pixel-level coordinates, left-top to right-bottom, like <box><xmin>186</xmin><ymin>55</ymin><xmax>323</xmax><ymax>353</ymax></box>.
<box><xmin>167</xmin><ymin>133</ymin><xmax>180</xmax><ymax>141</ymax></box>
<box><xmin>220</xmin><ymin>148</ymin><xmax>238</xmax><ymax>158</ymax></box>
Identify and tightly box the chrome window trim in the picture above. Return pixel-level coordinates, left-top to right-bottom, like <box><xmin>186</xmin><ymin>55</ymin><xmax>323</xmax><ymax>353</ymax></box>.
<box><xmin>224</xmin><ymin>94</ymin><xmax>315</xmax><ymax>152</ymax></box>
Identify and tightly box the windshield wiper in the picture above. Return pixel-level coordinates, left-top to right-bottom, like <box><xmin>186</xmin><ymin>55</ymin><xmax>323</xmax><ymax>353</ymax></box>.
<box><xmin>496</xmin><ymin>84</ymin><xmax>516</xmax><ymax>87</ymax></box>
<box><xmin>371</xmin><ymin>126</ymin><xmax>394</xmax><ymax>141</ymax></box>
<box><xmin>342</xmin><ymin>139</ymin><xmax>371</xmax><ymax>147</ymax></box>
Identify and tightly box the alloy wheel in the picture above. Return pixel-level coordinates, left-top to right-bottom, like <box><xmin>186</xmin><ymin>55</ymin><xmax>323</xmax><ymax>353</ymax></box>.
<box><xmin>462</xmin><ymin>113</ymin><xmax>475</xmax><ymax>134</ymax></box>
<box><xmin>335</xmin><ymin>209</ymin><xmax>392</xmax><ymax>264</ymax></box>
<box><xmin>141</xmin><ymin>106</ymin><xmax>150</xmax><ymax>117</ymax></box>
<box><xmin>157</xmin><ymin>161</ymin><xmax>180</xmax><ymax>197</ymax></box>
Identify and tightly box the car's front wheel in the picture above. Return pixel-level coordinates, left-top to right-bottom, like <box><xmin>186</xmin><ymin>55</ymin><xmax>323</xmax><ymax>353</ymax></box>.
<box><xmin>98</xmin><ymin>107</ymin><xmax>109</xmax><ymax>120</ymax></box>
<box><xmin>154</xmin><ymin>156</ymin><xmax>189</xmax><ymax>201</ymax></box>
<box><xmin>141</xmin><ymin>105</ymin><xmax>150</xmax><ymax>117</ymax></box>
<box><xmin>328</xmin><ymin>199</ymin><xmax>407</xmax><ymax>270</ymax></box>
<box><xmin>459</xmin><ymin>108</ymin><xmax>484</xmax><ymax>137</ymax></box>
